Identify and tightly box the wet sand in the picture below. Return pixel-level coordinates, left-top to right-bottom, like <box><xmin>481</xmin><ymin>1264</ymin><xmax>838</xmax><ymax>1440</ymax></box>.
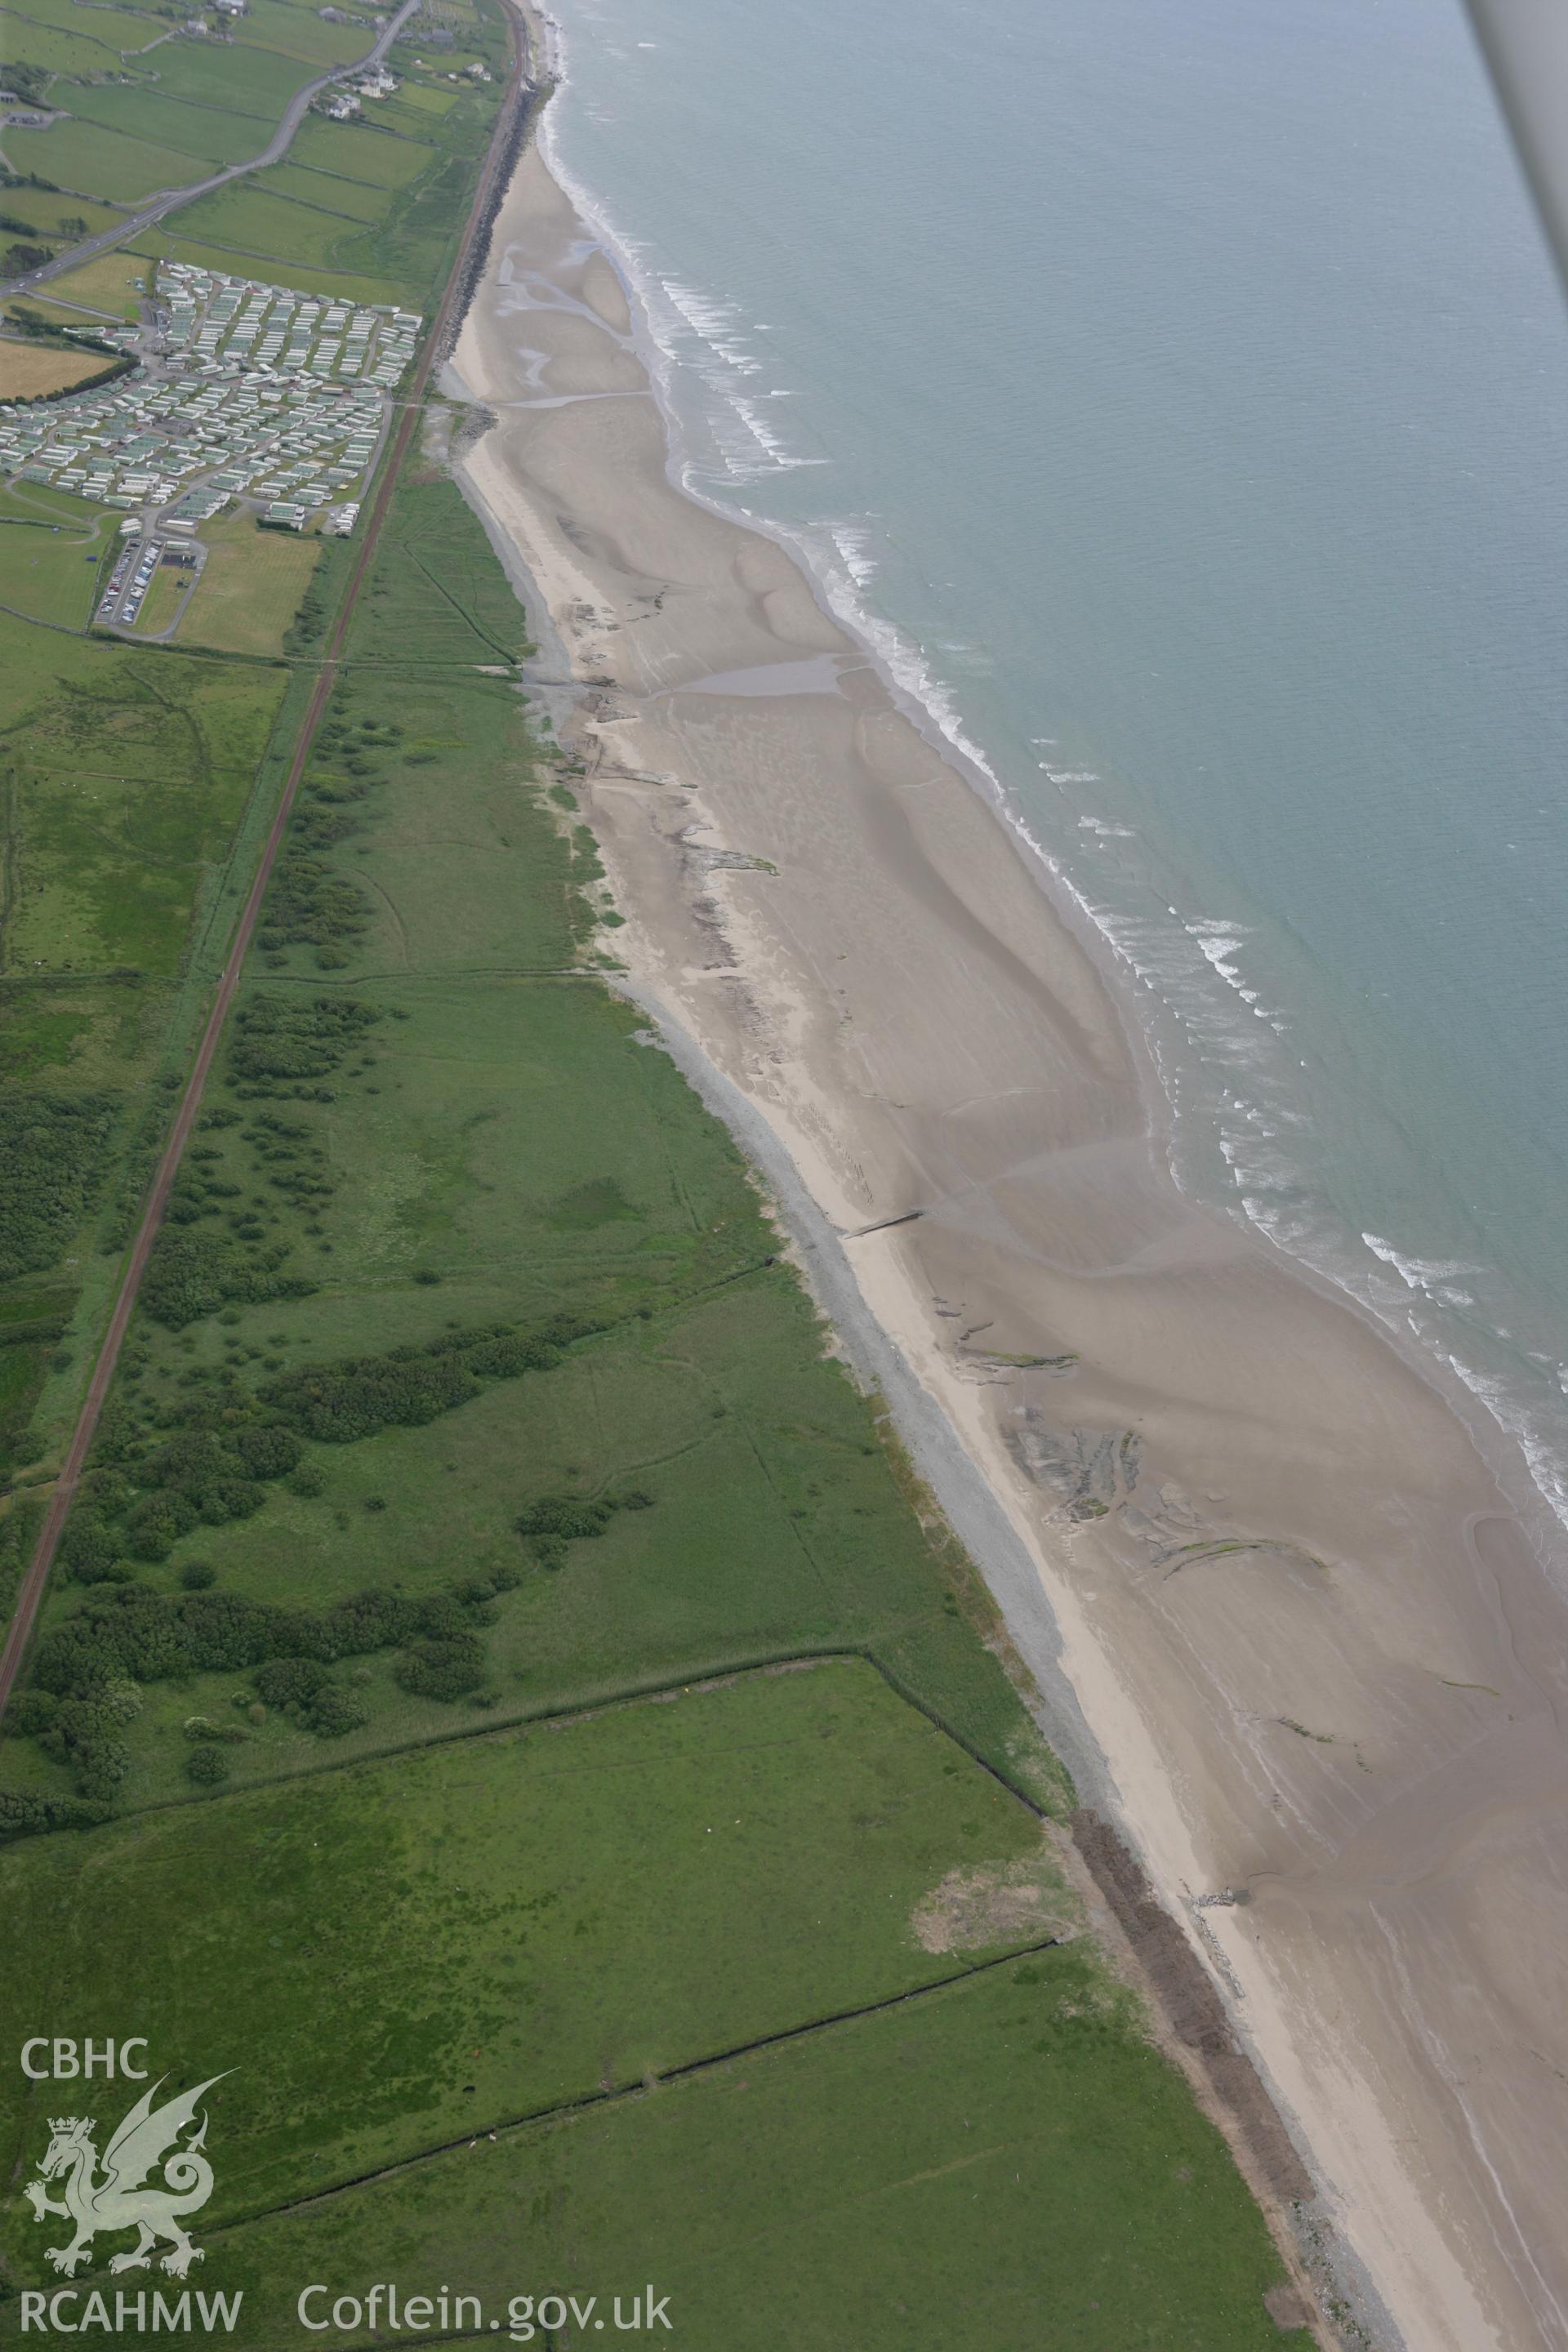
<box><xmin>452</xmin><ymin>86</ymin><xmax>1568</xmax><ymax>2352</ymax></box>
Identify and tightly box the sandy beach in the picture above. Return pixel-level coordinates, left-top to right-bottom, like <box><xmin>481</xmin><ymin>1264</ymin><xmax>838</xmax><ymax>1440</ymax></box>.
<box><xmin>452</xmin><ymin>56</ymin><xmax>1568</xmax><ymax>2349</ymax></box>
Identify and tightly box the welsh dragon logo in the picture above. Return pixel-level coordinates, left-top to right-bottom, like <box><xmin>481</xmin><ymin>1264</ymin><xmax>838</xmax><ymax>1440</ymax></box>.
<box><xmin>24</xmin><ymin>2074</ymin><xmax>229</xmax><ymax>2279</ymax></box>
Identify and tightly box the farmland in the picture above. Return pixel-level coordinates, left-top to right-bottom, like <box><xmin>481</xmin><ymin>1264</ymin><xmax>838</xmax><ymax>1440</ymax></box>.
<box><xmin>0</xmin><ymin>0</ymin><xmax>397</xmax><ymax>219</ymax></box>
<box><xmin>2</xmin><ymin>120</ymin><xmax>207</xmax><ymax>207</ymax></box>
<box><xmin>212</xmin><ymin>1953</ymin><xmax>1291</xmax><ymax>2352</ymax></box>
<box><xmin>0</xmin><ymin>339</ymin><xmax>105</xmax><ymax>400</ymax></box>
<box><xmin>0</xmin><ymin>1664</ymin><xmax>1070</xmax><ymax>2225</ymax></box>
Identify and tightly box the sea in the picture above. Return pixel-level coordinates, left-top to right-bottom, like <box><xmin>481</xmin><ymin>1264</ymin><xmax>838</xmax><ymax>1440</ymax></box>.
<box><xmin>534</xmin><ymin>0</ymin><xmax>1568</xmax><ymax>1548</ymax></box>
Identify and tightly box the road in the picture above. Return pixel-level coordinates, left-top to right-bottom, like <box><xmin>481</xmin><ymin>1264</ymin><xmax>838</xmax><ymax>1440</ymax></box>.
<box><xmin>0</xmin><ymin>7</ymin><xmax>532</xmax><ymax>1721</ymax></box>
<box><xmin>0</xmin><ymin>0</ymin><xmax>422</xmax><ymax>301</ymax></box>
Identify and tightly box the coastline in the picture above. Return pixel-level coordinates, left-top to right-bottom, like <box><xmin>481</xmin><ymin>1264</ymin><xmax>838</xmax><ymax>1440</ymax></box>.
<box><xmin>450</xmin><ymin>24</ymin><xmax>1568</xmax><ymax>2348</ymax></box>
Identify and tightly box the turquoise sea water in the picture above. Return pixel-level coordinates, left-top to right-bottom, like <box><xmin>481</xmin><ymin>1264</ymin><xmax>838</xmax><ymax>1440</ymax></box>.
<box><xmin>538</xmin><ymin>0</ymin><xmax>1568</xmax><ymax>1539</ymax></box>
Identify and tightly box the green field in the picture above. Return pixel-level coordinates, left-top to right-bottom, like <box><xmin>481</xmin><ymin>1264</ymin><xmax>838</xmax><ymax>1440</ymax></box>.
<box><xmin>2</xmin><ymin>119</ymin><xmax>203</xmax><ymax>205</ymax></box>
<box><xmin>0</xmin><ymin>13</ymin><xmax>125</xmax><ymax>75</ymax></box>
<box><xmin>211</xmin><ymin>1954</ymin><xmax>1303</xmax><ymax>2352</ymax></box>
<box><xmin>3</xmin><ymin>659</ymin><xmax>284</xmax><ymax>975</ymax></box>
<box><xmin>239</xmin><ymin>0</ymin><xmax>381</xmax><ymax>69</ymax></box>
<box><xmin>32</xmin><ymin>247</ymin><xmax>154</xmax><ymax>320</ymax></box>
<box><xmin>252</xmin><ymin>158</ymin><xmax>406</xmax><ymax>225</ymax></box>
<box><xmin>0</xmin><ymin>188</ymin><xmax>122</xmax><ymax>243</ymax></box>
<box><xmin>139</xmin><ymin>224</ymin><xmax>408</xmax><ymax>310</ymax></box>
<box><xmin>0</xmin><ymin>1665</ymin><xmax>1067</xmax><ymax>2230</ymax></box>
<box><xmin>61</xmin><ymin>84</ymin><xmax>274</xmax><ymax>171</ymax></box>
<box><xmin>0</xmin><ymin>0</ymin><xmax>155</xmax><ymax>33</ymax></box>
<box><xmin>288</xmin><ymin>114</ymin><xmax>439</xmax><ymax>186</ymax></box>
<box><xmin>179</xmin><ymin>513</ymin><xmax>323</xmax><ymax>657</ymax></box>
<box><xmin>126</xmin><ymin>561</ymin><xmax>190</xmax><ymax>639</ymax></box>
<box><xmin>0</xmin><ymin>512</ymin><xmax>103</xmax><ymax>628</ymax></box>
<box><xmin>131</xmin><ymin>35</ymin><xmax>324</xmax><ymax>116</ymax></box>
<box><xmin>163</xmin><ymin>179</ymin><xmax>375</xmax><ymax>269</ymax></box>
<box><xmin>0</xmin><ymin>1670</ymin><xmax>1304</xmax><ymax>2345</ymax></box>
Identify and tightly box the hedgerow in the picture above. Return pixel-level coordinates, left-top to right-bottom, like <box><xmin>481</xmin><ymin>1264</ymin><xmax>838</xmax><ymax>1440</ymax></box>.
<box><xmin>0</xmin><ymin>1790</ymin><xmax>109</xmax><ymax>1845</ymax></box>
<box><xmin>29</xmin><ymin>1579</ymin><xmax>501</xmax><ymax>1701</ymax></box>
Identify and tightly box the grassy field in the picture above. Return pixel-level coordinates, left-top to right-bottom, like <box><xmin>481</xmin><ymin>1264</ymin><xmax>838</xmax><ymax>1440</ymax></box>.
<box><xmin>0</xmin><ymin>12</ymin><xmax>123</xmax><ymax>74</ymax></box>
<box><xmin>2</xmin><ymin>118</ymin><xmax>203</xmax><ymax>205</ymax></box>
<box><xmin>0</xmin><ymin>339</ymin><xmax>108</xmax><ymax>399</ymax></box>
<box><xmin>126</xmin><ymin>560</ymin><xmax>189</xmax><ymax>639</ymax></box>
<box><xmin>61</xmin><ymin>83</ymin><xmax>274</xmax><ymax>170</ymax></box>
<box><xmin>178</xmin><ymin>513</ymin><xmax>323</xmax><ymax>657</ymax></box>
<box><xmin>288</xmin><ymin>114</ymin><xmax>440</xmax><ymax>186</ymax></box>
<box><xmin>28</xmin><ymin>247</ymin><xmax>153</xmax><ymax>320</ymax></box>
<box><xmin>2</xmin><ymin>0</ymin><xmax>166</xmax><ymax>31</ymax></box>
<box><xmin>161</xmin><ymin>179</ymin><xmax>376</xmax><ymax>270</ymax></box>
<box><xmin>240</xmin><ymin>0</ymin><xmax>382</xmax><ymax>70</ymax></box>
<box><xmin>0</xmin><ymin>510</ymin><xmax>102</xmax><ymax>626</ymax></box>
<box><xmin>252</xmin><ymin>158</ymin><xmax>408</xmax><ymax>225</ymax></box>
<box><xmin>134</xmin><ymin>34</ymin><xmax>325</xmax><ymax>117</ymax></box>
<box><xmin>3</xmin><ymin>657</ymin><xmax>285</xmax><ymax>975</ymax></box>
<box><xmin>138</xmin><ymin>225</ymin><xmax>408</xmax><ymax>310</ymax></box>
<box><xmin>204</xmin><ymin>1954</ymin><xmax>1306</xmax><ymax>2351</ymax></box>
<box><xmin>0</xmin><ymin>1664</ymin><xmax>1067</xmax><ymax>2231</ymax></box>
<box><xmin>0</xmin><ymin>188</ymin><xmax>123</xmax><ymax>242</ymax></box>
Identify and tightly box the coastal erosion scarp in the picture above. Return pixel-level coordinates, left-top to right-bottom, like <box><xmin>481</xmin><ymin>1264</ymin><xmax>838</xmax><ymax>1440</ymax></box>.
<box><xmin>449</xmin><ymin>91</ymin><xmax>1568</xmax><ymax>2352</ymax></box>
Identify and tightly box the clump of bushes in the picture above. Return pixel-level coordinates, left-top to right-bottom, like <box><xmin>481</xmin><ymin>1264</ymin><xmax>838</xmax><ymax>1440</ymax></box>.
<box><xmin>257</xmin><ymin>851</ymin><xmax>372</xmax><ymax>959</ymax></box>
<box><xmin>185</xmin><ymin>1747</ymin><xmax>229</xmax><ymax>1788</ymax></box>
<box><xmin>394</xmin><ymin>1633</ymin><xmax>484</xmax><ymax>1700</ymax></box>
<box><xmin>516</xmin><ymin>1486</ymin><xmax>651</xmax><ymax>1568</ymax></box>
<box><xmin>299</xmin><ymin>1682</ymin><xmax>367</xmax><ymax>1736</ymax></box>
<box><xmin>257</xmin><ymin>1317</ymin><xmax>589</xmax><ymax>1446</ymax></box>
<box><xmin>252</xmin><ymin>1656</ymin><xmax>327</xmax><ymax>1708</ymax></box>
<box><xmin>183</xmin><ymin>1715</ymin><xmax>245</xmax><ymax>1744</ymax></box>
<box><xmin>228</xmin><ymin>993</ymin><xmax>380</xmax><ymax>1085</ymax></box>
<box><xmin>0</xmin><ymin>1094</ymin><xmax>118</xmax><ymax>1282</ymax></box>
<box><xmin>31</xmin><ymin>1680</ymin><xmax>142</xmax><ymax>1799</ymax></box>
<box><xmin>64</xmin><ymin>1410</ymin><xmax>307</xmax><ymax>1566</ymax></box>
<box><xmin>4</xmin><ymin>1688</ymin><xmax>58</xmax><ymax>1738</ymax></box>
<box><xmin>247</xmin><ymin>1657</ymin><xmax>366</xmax><ymax>1737</ymax></box>
<box><xmin>142</xmin><ymin>1231</ymin><xmax>317</xmax><ymax>1330</ymax></box>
